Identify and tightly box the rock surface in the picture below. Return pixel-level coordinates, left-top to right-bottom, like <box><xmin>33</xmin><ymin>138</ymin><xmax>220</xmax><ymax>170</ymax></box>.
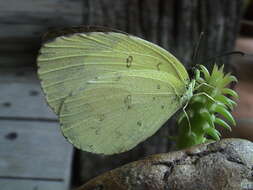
<box><xmin>77</xmin><ymin>138</ymin><xmax>253</xmax><ymax>190</ymax></box>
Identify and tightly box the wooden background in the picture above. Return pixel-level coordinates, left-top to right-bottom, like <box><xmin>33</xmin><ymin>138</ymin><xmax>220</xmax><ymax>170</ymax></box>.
<box><xmin>0</xmin><ymin>0</ymin><xmax>243</xmax><ymax>189</ymax></box>
<box><xmin>0</xmin><ymin>0</ymin><xmax>82</xmax><ymax>189</ymax></box>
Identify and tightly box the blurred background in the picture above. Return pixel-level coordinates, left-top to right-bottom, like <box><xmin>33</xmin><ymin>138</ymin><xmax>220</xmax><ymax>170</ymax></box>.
<box><xmin>0</xmin><ymin>0</ymin><xmax>252</xmax><ymax>190</ymax></box>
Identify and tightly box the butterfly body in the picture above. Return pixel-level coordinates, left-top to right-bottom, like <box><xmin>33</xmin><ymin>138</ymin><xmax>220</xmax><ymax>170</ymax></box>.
<box><xmin>38</xmin><ymin>30</ymin><xmax>202</xmax><ymax>154</ymax></box>
<box><xmin>180</xmin><ymin>80</ymin><xmax>195</xmax><ymax>107</ymax></box>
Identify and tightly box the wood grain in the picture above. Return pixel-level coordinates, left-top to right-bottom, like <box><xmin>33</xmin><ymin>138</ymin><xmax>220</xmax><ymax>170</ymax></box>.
<box><xmin>0</xmin><ymin>120</ymin><xmax>72</xmax><ymax>179</ymax></box>
<box><xmin>0</xmin><ymin>0</ymin><xmax>83</xmax><ymax>67</ymax></box>
<box><xmin>0</xmin><ymin>179</ymin><xmax>67</xmax><ymax>190</ymax></box>
<box><xmin>0</xmin><ymin>69</ymin><xmax>57</xmax><ymax>119</ymax></box>
<box><xmin>0</xmin><ymin>68</ymin><xmax>73</xmax><ymax>189</ymax></box>
<box><xmin>0</xmin><ymin>0</ymin><xmax>82</xmax><ymax>26</ymax></box>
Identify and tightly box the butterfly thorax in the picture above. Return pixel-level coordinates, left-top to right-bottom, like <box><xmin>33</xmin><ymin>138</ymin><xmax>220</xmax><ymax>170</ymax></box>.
<box><xmin>180</xmin><ymin>80</ymin><xmax>195</xmax><ymax>107</ymax></box>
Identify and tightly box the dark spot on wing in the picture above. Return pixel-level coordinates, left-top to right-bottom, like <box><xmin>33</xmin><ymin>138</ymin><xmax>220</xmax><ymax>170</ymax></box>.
<box><xmin>124</xmin><ymin>95</ymin><xmax>132</xmax><ymax>109</ymax></box>
<box><xmin>115</xmin><ymin>130</ymin><xmax>123</xmax><ymax>137</ymax></box>
<box><xmin>126</xmin><ymin>55</ymin><xmax>133</xmax><ymax>68</ymax></box>
<box><xmin>98</xmin><ymin>114</ymin><xmax>105</xmax><ymax>121</ymax></box>
<box><xmin>157</xmin><ymin>84</ymin><xmax>161</xmax><ymax>89</ymax></box>
<box><xmin>115</xmin><ymin>73</ymin><xmax>121</xmax><ymax>81</ymax></box>
<box><xmin>161</xmin><ymin>105</ymin><xmax>165</xmax><ymax>109</ymax></box>
<box><xmin>137</xmin><ymin>121</ymin><xmax>142</xmax><ymax>126</ymax></box>
<box><xmin>157</xmin><ymin>62</ymin><xmax>162</xmax><ymax>71</ymax></box>
<box><xmin>153</xmin><ymin>97</ymin><xmax>156</xmax><ymax>100</ymax></box>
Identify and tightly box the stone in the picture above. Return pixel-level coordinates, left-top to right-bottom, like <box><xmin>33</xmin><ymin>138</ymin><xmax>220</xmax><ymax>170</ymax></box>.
<box><xmin>77</xmin><ymin>138</ymin><xmax>253</xmax><ymax>190</ymax></box>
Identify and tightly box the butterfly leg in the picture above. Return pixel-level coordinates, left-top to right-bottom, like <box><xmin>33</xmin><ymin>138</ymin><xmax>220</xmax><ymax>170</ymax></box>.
<box><xmin>182</xmin><ymin>101</ymin><xmax>192</xmax><ymax>134</ymax></box>
<box><xmin>193</xmin><ymin>71</ymin><xmax>217</xmax><ymax>103</ymax></box>
<box><xmin>195</xmin><ymin>82</ymin><xmax>215</xmax><ymax>91</ymax></box>
<box><xmin>193</xmin><ymin>92</ymin><xmax>216</xmax><ymax>103</ymax></box>
<box><xmin>194</xmin><ymin>67</ymin><xmax>213</xmax><ymax>90</ymax></box>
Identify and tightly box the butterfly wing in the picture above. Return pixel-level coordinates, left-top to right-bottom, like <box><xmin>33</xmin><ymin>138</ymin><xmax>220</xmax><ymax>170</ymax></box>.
<box><xmin>37</xmin><ymin>31</ymin><xmax>189</xmax><ymax>154</ymax></box>
<box><xmin>60</xmin><ymin>70</ymin><xmax>184</xmax><ymax>154</ymax></box>
<box><xmin>38</xmin><ymin>32</ymin><xmax>189</xmax><ymax>114</ymax></box>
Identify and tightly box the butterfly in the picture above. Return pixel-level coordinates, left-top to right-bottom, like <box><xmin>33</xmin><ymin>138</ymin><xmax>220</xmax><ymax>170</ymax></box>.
<box><xmin>37</xmin><ymin>27</ymin><xmax>223</xmax><ymax>155</ymax></box>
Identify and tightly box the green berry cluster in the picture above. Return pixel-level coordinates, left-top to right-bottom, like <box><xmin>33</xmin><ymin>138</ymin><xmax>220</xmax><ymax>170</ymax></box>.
<box><xmin>176</xmin><ymin>65</ymin><xmax>239</xmax><ymax>149</ymax></box>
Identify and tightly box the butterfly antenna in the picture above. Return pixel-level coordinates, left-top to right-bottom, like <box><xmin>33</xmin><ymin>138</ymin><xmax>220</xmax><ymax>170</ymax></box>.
<box><xmin>199</xmin><ymin>51</ymin><xmax>245</xmax><ymax>65</ymax></box>
<box><xmin>192</xmin><ymin>32</ymin><xmax>205</xmax><ymax>66</ymax></box>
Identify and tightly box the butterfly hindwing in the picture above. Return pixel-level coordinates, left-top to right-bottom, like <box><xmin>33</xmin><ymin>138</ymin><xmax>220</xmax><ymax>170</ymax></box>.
<box><xmin>60</xmin><ymin>70</ymin><xmax>183</xmax><ymax>154</ymax></box>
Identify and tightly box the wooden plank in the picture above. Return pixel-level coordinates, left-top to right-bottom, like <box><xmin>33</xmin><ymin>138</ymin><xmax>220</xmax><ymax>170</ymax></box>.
<box><xmin>0</xmin><ymin>120</ymin><xmax>73</xmax><ymax>181</ymax></box>
<box><xmin>0</xmin><ymin>53</ymin><xmax>36</xmax><ymax>68</ymax></box>
<box><xmin>0</xmin><ymin>24</ymin><xmax>45</xmax><ymax>39</ymax></box>
<box><xmin>0</xmin><ymin>69</ymin><xmax>57</xmax><ymax>119</ymax></box>
<box><xmin>0</xmin><ymin>67</ymin><xmax>37</xmax><ymax>82</ymax></box>
<box><xmin>0</xmin><ymin>24</ymin><xmax>43</xmax><ymax>67</ymax></box>
<box><xmin>0</xmin><ymin>68</ymin><xmax>73</xmax><ymax>189</ymax></box>
<box><xmin>0</xmin><ymin>11</ymin><xmax>81</xmax><ymax>26</ymax></box>
<box><xmin>0</xmin><ymin>0</ymin><xmax>83</xmax><ymax>67</ymax></box>
<box><xmin>0</xmin><ymin>0</ymin><xmax>83</xmax><ymax>16</ymax></box>
<box><xmin>0</xmin><ymin>179</ymin><xmax>66</xmax><ymax>190</ymax></box>
<box><xmin>0</xmin><ymin>38</ymin><xmax>39</xmax><ymax>53</ymax></box>
<box><xmin>0</xmin><ymin>0</ymin><xmax>83</xmax><ymax>36</ymax></box>
<box><xmin>0</xmin><ymin>81</ymin><xmax>56</xmax><ymax>119</ymax></box>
